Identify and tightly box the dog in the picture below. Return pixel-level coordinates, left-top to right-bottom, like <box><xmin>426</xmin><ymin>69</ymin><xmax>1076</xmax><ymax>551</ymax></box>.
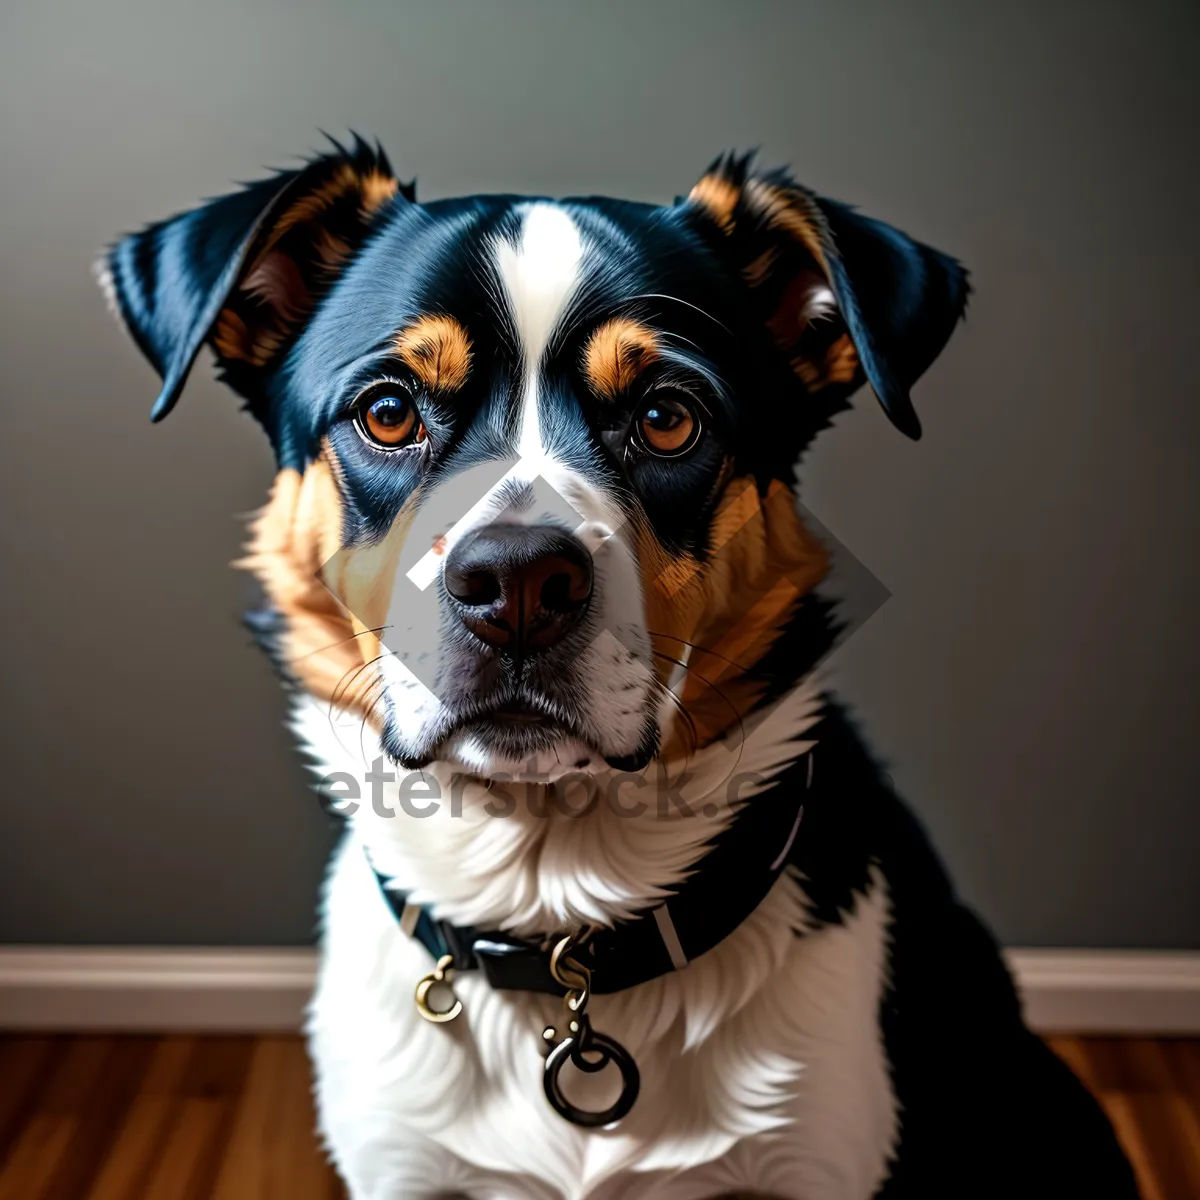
<box><xmin>99</xmin><ymin>139</ymin><xmax>1140</xmax><ymax>1199</ymax></box>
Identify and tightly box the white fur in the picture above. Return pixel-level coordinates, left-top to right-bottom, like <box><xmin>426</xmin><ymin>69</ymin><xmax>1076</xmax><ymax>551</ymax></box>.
<box><xmin>300</xmin><ymin>678</ymin><xmax>898</xmax><ymax>1200</ymax></box>
<box><xmin>493</xmin><ymin>203</ymin><xmax>585</xmax><ymax>461</ymax></box>
<box><xmin>801</xmin><ymin>284</ymin><xmax>838</xmax><ymax>325</ymax></box>
<box><xmin>93</xmin><ymin>254</ymin><xmax>124</xmax><ymax>324</ymax></box>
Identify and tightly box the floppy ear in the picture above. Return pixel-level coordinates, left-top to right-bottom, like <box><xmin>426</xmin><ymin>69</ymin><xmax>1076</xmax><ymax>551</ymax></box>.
<box><xmin>98</xmin><ymin>137</ymin><xmax>407</xmax><ymax>423</ymax></box>
<box><xmin>683</xmin><ymin>154</ymin><xmax>969</xmax><ymax>439</ymax></box>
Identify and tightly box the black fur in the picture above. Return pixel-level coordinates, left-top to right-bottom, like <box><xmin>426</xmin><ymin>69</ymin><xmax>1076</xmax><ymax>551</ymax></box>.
<box><xmin>792</xmin><ymin>705</ymin><xmax>1139</xmax><ymax>1197</ymax></box>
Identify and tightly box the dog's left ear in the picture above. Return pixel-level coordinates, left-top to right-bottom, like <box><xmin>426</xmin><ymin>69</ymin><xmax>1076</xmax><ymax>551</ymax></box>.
<box><xmin>682</xmin><ymin>154</ymin><xmax>969</xmax><ymax>439</ymax></box>
<box><xmin>99</xmin><ymin>137</ymin><xmax>406</xmax><ymax>423</ymax></box>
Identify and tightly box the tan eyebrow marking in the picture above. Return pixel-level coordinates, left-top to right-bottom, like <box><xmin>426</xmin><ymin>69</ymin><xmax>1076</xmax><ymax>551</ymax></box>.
<box><xmin>583</xmin><ymin>318</ymin><xmax>661</xmax><ymax>401</ymax></box>
<box><xmin>393</xmin><ymin>314</ymin><xmax>473</xmax><ymax>393</ymax></box>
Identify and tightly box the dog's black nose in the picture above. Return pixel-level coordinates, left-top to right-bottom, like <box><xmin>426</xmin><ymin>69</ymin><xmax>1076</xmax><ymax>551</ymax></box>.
<box><xmin>443</xmin><ymin>523</ymin><xmax>593</xmax><ymax>656</ymax></box>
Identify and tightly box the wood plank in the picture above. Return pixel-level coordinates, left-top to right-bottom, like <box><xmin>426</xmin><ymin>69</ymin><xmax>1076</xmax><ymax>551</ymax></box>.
<box><xmin>134</xmin><ymin>1038</ymin><xmax>254</xmax><ymax>1200</ymax></box>
<box><xmin>0</xmin><ymin>1038</ymin><xmax>63</xmax><ymax>1168</ymax></box>
<box><xmin>1101</xmin><ymin>1092</ymin><xmax>1167</xmax><ymax>1200</ymax></box>
<box><xmin>39</xmin><ymin>1037</ymin><xmax>156</xmax><ymax>1200</ymax></box>
<box><xmin>211</xmin><ymin>1035</ymin><xmax>343</xmax><ymax>1200</ymax></box>
<box><xmin>137</xmin><ymin>1096</ymin><xmax>228</xmax><ymax>1200</ymax></box>
<box><xmin>0</xmin><ymin>1116</ymin><xmax>73</xmax><ymax>1200</ymax></box>
<box><xmin>84</xmin><ymin>1037</ymin><xmax>196</xmax><ymax>1200</ymax></box>
<box><xmin>1166</xmin><ymin>1039</ymin><xmax>1200</xmax><ymax>1132</ymax></box>
<box><xmin>1081</xmin><ymin>1035</ymin><xmax>1166</xmax><ymax>1094</ymax></box>
<box><xmin>0</xmin><ymin>1037</ymin><xmax>112</xmax><ymax>1200</ymax></box>
<box><xmin>1072</xmin><ymin>1037</ymin><xmax>1200</xmax><ymax>1200</ymax></box>
<box><xmin>1125</xmin><ymin>1091</ymin><xmax>1200</xmax><ymax>1200</ymax></box>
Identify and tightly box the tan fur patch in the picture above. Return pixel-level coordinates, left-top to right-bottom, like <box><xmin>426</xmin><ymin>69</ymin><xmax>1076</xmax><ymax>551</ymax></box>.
<box><xmin>237</xmin><ymin>454</ymin><xmax>415</xmax><ymax>725</ymax></box>
<box><xmin>263</xmin><ymin>164</ymin><xmax>395</xmax><ymax>257</ymax></box>
<box><xmin>687</xmin><ymin>173</ymin><xmax>741</xmax><ymax>231</ymax></box>
<box><xmin>737</xmin><ymin>180</ymin><xmax>861</xmax><ymax>392</ymax></box>
<box><xmin>211</xmin><ymin>308</ymin><xmax>257</xmax><ymax>364</ymax></box>
<box><xmin>583</xmin><ymin>318</ymin><xmax>660</xmax><ymax>400</ymax></box>
<box><xmin>794</xmin><ymin>332</ymin><xmax>859</xmax><ymax>390</ymax></box>
<box><xmin>742</xmin><ymin>179</ymin><xmax>830</xmax><ymax>273</ymax></box>
<box><xmin>211</xmin><ymin>163</ymin><xmax>398</xmax><ymax>368</ymax></box>
<box><xmin>639</xmin><ymin>476</ymin><xmax>830</xmax><ymax>752</ymax></box>
<box><xmin>212</xmin><ymin>250</ymin><xmax>314</xmax><ymax>366</ymax></box>
<box><xmin>394</xmin><ymin>315</ymin><xmax>473</xmax><ymax>394</ymax></box>
<box><xmin>212</xmin><ymin>307</ymin><xmax>293</xmax><ymax>368</ymax></box>
<box><xmin>358</xmin><ymin>168</ymin><xmax>400</xmax><ymax>216</ymax></box>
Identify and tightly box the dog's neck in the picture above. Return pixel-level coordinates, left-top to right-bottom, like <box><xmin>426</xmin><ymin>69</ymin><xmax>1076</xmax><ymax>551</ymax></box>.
<box><xmin>292</xmin><ymin>672</ymin><xmax>824</xmax><ymax>938</ymax></box>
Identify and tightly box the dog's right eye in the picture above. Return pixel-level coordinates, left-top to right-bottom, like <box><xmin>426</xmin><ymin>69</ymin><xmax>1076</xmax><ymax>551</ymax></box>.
<box><xmin>353</xmin><ymin>388</ymin><xmax>427</xmax><ymax>451</ymax></box>
<box><xmin>632</xmin><ymin>387</ymin><xmax>702</xmax><ymax>458</ymax></box>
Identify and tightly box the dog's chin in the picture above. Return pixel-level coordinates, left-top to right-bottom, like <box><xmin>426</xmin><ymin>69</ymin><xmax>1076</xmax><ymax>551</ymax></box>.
<box><xmin>449</xmin><ymin>712</ymin><xmax>611</xmax><ymax>780</ymax></box>
<box><xmin>391</xmin><ymin>706</ymin><xmax>658</xmax><ymax>781</ymax></box>
<box><xmin>445</xmin><ymin>729</ymin><xmax>600</xmax><ymax>780</ymax></box>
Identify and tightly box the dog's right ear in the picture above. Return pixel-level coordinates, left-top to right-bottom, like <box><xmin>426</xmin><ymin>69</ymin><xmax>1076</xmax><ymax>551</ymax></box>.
<box><xmin>98</xmin><ymin>137</ymin><xmax>408</xmax><ymax>423</ymax></box>
<box><xmin>681</xmin><ymin>153</ymin><xmax>968</xmax><ymax>440</ymax></box>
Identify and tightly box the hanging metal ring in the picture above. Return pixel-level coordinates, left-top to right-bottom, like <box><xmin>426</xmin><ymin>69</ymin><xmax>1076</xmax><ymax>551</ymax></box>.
<box><xmin>543</xmin><ymin>934</ymin><xmax>640</xmax><ymax>1127</ymax></box>
<box><xmin>543</xmin><ymin>1023</ymin><xmax>641</xmax><ymax>1128</ymax></box>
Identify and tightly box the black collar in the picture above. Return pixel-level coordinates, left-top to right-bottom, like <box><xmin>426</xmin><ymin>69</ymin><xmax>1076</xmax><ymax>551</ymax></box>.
<box><xmin>370</xmin><ymin>749</ymin><xmax>812</xmax><ymax>996</ymax></box>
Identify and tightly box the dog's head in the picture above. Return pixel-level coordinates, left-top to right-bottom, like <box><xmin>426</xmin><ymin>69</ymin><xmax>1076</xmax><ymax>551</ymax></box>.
<box><xmin>100</xmin><ymin>140</ymin><xmax>966</xmax><ymax>779</ymax></box>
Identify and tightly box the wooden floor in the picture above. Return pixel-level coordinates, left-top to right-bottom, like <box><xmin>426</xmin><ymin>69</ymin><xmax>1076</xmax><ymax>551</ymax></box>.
<box><xmin>0</xmin><ymin>1036</ymin><xmax>1197</xmax><ymax>1199</ymax></box>
<box><xmin>0</xmin><ymin>1035</ymin><xmax>344</xmax><ymax>1200</ymax></box>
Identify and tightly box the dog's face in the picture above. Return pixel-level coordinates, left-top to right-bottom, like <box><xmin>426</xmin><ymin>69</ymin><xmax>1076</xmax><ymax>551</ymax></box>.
<box><xmin>102</xmin><ymin>142</ymin><xmax>966</xmax><ymax>778</ymax></box>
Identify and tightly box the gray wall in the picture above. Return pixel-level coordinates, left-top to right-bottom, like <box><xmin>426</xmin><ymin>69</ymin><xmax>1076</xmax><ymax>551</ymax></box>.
<box><xmin>1</xmin><ymin>0</ymin><xmax>1196</xmax><ymax>948</ymax></box>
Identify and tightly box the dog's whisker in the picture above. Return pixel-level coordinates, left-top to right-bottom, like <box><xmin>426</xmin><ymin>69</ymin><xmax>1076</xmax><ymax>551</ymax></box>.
<box><xmin>294</xmin><ymin>624</ymin><xmax>392</xmax><ymax>664</ymax></box>
<box><xmin>357</xmin><ymin>677</ymin><xmax>392</xmax><ymax>765</ymax></box>
<box><xmin>646</xmin><ymin>630</ymin><xmax>753</xmax><ymax>676</ymax></box>
<box><xmin>321</xmin><ymin>665</ymin><xmax>391</xmax><ymax>768</ymax></box>
<box><xmin>651</xmin><ymin>648</ymin><xmax>748</xmax><ymax>779</ymax></box>
<box><xmin>331</xmin><ymin>650</ymin><xmax>392</xmax><ymax>710</ymax></box>
<box><xmin>647</xmin><ymin>672</ymin><xmax>700</xmax><ymax>760</ymax></box>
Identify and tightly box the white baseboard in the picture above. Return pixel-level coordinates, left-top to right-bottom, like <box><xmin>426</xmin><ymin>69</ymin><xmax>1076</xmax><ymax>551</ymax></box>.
<box><xmin>0</xmin><ymin>946</ymin><xmax>1197</xmax><ymax>1035</ymax></box>
<box><xmin>0</xmin><ymin>948</ymin><xmax>315</xmax><ymax>1033</ymax></box>
<box><xmin>1006</xmin><ymin>948</ymin><xmax>1200</xmax><ymax>1035</ymax></box>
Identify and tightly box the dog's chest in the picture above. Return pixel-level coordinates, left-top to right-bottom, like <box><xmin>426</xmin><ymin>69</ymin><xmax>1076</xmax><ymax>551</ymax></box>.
<box><xmin>309</xmin><ymin>833</ymin><xmax>897</xmax><ymax>1200</ymax></box>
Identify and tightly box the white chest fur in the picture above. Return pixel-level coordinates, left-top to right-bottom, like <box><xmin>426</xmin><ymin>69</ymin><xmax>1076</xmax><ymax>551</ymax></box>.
<box><xmin>297</xmin><ymin>690</ymin><xmax>898</xmax><ymax>1200</ymax></box>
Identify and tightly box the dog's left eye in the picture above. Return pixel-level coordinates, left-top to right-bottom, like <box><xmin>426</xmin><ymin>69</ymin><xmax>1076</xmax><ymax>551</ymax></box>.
<box><xmin>633</xmin><ymin>388</ymin><xmax>701</xmax><ymax>458</ymax></box>
<box><xmin>353</xmin><ymin>387</ymin><xmax>427</xmax><ymax>450</ymax></box>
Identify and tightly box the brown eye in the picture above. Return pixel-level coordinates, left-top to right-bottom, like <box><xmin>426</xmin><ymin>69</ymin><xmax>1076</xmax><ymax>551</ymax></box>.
<box><xmin>356</xmin><ymin>390</ymin><xmax>426</xmax><ymax>450</ymax></box>
<box><xmin>635</xmin><ymin>389</ymin><xmax>700</xmax><ymax>457</ymax></box>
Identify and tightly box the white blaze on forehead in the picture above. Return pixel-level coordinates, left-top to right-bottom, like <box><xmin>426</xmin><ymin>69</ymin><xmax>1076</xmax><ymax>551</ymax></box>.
<box><xmin>493</xmin><ymin>204</ymin><xmax>584</xmax><ymax>460</ymax></box>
